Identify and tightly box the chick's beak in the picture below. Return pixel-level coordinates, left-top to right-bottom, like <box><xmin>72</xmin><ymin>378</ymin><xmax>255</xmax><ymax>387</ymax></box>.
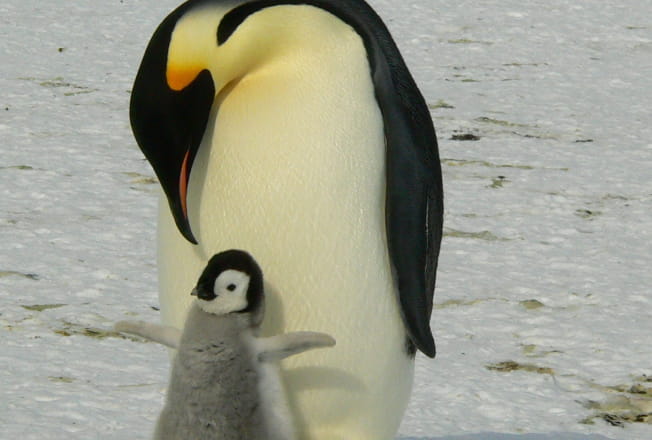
<box><xmin>191</xmin><ymin>287</ymin><xmax>216</xmax><ymax>301</ymax></box>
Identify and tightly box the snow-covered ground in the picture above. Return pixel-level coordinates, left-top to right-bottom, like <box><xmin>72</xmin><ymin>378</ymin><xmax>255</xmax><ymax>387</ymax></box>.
<box><xmin>1</xmin><ymin>0</ymin><xmax>650</xmax><ymax>439</ymax></box>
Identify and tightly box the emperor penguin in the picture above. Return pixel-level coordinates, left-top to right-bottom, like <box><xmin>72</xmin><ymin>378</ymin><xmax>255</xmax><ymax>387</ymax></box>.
<box><xmin>116</xmin><ymin>250</ymin><xmax>336</xmax><ymax>440</ymax></box>
<box><xmin>129</xmin><ymin>1</ymin><xmax>444</xmax><ymax>439</ymax></box>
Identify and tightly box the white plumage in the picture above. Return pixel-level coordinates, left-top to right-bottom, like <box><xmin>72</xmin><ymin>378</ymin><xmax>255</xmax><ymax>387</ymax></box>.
<box><xmin>158</xmin><ymin>6</ymin><xmax>412</xmax><ymax>439</ymax></box>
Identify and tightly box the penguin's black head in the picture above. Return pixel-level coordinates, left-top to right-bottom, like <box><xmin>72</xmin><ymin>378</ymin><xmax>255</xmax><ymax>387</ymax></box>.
<box><xmin>191</xmin><ymin>250</ymin><xmax>264</xmax><ymax>316</ymax></box>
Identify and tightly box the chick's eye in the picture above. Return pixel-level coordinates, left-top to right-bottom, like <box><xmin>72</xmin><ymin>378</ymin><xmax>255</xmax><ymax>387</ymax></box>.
<box><xmin>214</xmin><ymin>270</ymin><xmax>250</xmax><ymax>297</ymax></box>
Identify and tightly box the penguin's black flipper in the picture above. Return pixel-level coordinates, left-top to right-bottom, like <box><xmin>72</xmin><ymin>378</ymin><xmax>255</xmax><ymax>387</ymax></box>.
<box><xmin>379</xmin><ymin>77</ymin><xmax>443</xmax><ymax>359</ymax></box>
<box><xmin>373</xmin><ymin>36</ymin><xmax>443</xmax><ymax>359</ymax></box>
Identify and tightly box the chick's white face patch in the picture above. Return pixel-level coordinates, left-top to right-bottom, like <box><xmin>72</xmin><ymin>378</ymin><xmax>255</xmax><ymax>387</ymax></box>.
<box><xmin>197</xmin><ymin>269</ymin><xmax>250</xmax><ymax>315</ymax></box>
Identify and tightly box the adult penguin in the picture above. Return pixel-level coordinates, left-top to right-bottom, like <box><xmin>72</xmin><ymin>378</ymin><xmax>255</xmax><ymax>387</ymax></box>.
<box><xmin>129</xmin><ymin>1</ymin><xmax>443</xmax><ymax>439</ymax></box>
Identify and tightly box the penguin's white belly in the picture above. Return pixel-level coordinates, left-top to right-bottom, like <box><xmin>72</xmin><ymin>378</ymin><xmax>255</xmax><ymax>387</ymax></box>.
<box><xmin>157</xmin><ymin>22</ymin><xmax>413</xmax><ymax>440</ymax></box>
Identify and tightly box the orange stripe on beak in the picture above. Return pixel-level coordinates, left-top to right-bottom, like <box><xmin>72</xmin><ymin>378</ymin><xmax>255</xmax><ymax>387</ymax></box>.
<box><xmin>179</xmin><ymin>150</ymin><xmax>191</xmax><ymax>219</ymax></box>
<box><xmin>167</xmin><ymin>65</ymin><xmax>202</xmax><ymax>91</ymax></box>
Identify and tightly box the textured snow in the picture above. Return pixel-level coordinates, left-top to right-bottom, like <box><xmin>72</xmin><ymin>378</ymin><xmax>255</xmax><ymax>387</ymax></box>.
<box><xmin>1</xmin><ymin>0</ymin><xmax>651</xmax><ymax>439</ymax></box>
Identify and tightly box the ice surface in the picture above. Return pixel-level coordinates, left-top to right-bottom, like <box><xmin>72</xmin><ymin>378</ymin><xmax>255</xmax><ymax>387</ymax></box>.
<box><xmin>1</xmin><ymin>0</ymin><xmax>650</xmax><ymax>439</ymax></box>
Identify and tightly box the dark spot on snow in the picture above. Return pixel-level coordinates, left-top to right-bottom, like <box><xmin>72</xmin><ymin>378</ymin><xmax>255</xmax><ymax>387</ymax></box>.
<box><xmin>601</xmin><ymin>414</ymin><xmax>626</xmax><ymax>427</ymax></box>
<box><xmin>22</xmin><ymin>304</ymin><xmax>66</xmax><ymax>312</ymax></box>
<box><xmin>0</xmin><ymin>271</ymin><xmax>40</xmax><ymax>280</ymax></box>
<box><xmin>602</xmin><ymin>194</ymin><xmax>629</xmax><ymax>202</ymax></box>
<box><xmin>520</xmin><ymin>299</ymin><xmax>545</xmax><ymax>310</ymax></box>
<box><xmin>57</xmin><ymin>47</ymin><xmax>65</xmax><ymax>53</ymax></box>
<box><xmin>575</xmin><ymin>139</ymin><xmax>594</xmax><ymax>143</ymax></box>
<box><xmin>448</xmin><ymin>39</ymin><xmax>493</xmax><ymax>45</ymax></box>
<box><xmin>428</xmin><ymin>100</ymin><xmax>454</xmax><ymax>110</ymax></box>
<box><xmin>451</xmin><ymin>133</ymin><xmax>480</xmax><ymax>141</ymax></box>
<box><xmin>486</xmin><ymin>361</ymin><xmax>555</xmax><ymax>375</ymax></box>
<box><xmin>475</xmin><ymin>116</ymin><xmax>530</xmax><ymax>128</ymax></box>
<box><xmin>582</xmin><ymin>410</ymin><xmax>652</xmax><ymax>427</ymax></box>
<box><xmin>521</xmin><ymin>344</ymin><xmax>563</xmax><ymax>357</ymax></box>
<box><xmin>442</xmin><ymin>158</ymin><xmax>535</xmax><ymax>170</ymax></box>
<box><xmin>48</xmin><ymin>376</ymin><xmax>74</xmax><ymax>383</ymax></box>
<box><xmin>435</xmin><ymin>298</ymin><xmax>488</xmax><ymax>309</ymax></box>
<box><xmin>122</xmin><ymin>172</ymin><xmax>157</xmax><ymax>185</ymax></box>
<box><xmin>19</xmin><ymin>76</ymin><xmax>97</xmax><ymax>96</ymax></box>
<box><xmin>580</xmin><ymin>376</ymin><xmax>652</xmax><ymax>427</ymax></box>
<box><xmin>444</xmin><ymin>228</ymin><xmax>510</xmax><ymax>241</ymax></box>
<box><xmin>489</xmin><ymin>176</ymin><xmax>509</xmax><ymax>188</ymax></box>
<box><xmin>503</xmin><ymin>62</ymin><xmax>549</xmax><ymax>67</ymax></box>
<box><xmin>0</xmin><ymin>165</ymin><xmax>35</xmax><ymax>171</ymax></box>
<box><xmin>513</xmin><ymin>132</ymin><xmax>543</xmax><ymax>139</ymax></box>
<box><xmin>575</xmin><ymin>209</ymin><xmax>601</xmax><ymax>220</ymax></box>
<box><xmin>55</xmin><ymin>320</ymin><xmax>137</xmax><ymax>340</ymax></box>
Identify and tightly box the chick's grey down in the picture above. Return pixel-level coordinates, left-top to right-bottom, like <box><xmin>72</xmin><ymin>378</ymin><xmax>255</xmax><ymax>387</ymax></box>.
<box><xmin>154</xmin><ymin>303</ymin><xmax>264</xmax><ymax>440</ymax></box>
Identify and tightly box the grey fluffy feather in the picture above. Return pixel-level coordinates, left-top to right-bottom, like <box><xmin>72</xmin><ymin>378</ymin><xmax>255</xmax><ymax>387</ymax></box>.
<box><xmin>116</xmin><ymin>303</ymin><xmax>334</xmax><ymax>440</ymax></box>
<box><xmin>154</xmin><ymin>303</ymin><xmax>264</xmax><ymax>439</ymax></box>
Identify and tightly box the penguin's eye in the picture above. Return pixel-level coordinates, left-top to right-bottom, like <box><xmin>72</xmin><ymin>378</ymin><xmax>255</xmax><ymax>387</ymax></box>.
<box><xmin>213</xmin><ymin>270</ymin><xmax>250</xmax><ymax>298</ymax></box>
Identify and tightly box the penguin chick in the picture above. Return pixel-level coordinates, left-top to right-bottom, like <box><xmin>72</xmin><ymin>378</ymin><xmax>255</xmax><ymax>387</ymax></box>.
<box><xmin>116</xmin><ymin>250</ymin><xmax>335</xmax><ymax>440</ymax></box>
